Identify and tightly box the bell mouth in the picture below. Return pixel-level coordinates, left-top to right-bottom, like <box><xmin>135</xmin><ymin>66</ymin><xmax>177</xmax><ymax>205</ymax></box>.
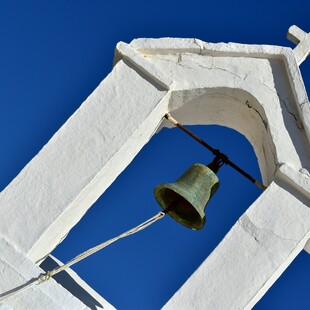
<box><xmin>154</xmin><ymin>187</ymin><xmax>205</xmax><ymax>230</ymax></box>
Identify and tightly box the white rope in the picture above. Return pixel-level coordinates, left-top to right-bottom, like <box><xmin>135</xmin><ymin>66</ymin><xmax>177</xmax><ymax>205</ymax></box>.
<box><xmin>0</xmin><ymin>211</ymin><xmax>165</xmax><ymax>303</ymax></box>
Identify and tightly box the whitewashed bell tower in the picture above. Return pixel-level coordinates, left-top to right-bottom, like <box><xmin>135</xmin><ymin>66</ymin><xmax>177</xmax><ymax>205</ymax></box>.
<box><xmin>0</xmin><ymin>25</ymin><xmax>309</xmax><ymax>309</ymax></box>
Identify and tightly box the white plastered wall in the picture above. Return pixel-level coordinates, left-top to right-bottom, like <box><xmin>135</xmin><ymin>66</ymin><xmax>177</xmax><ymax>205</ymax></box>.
<box><xmin>0</xmin><ymin>38</ymin><xmax>309</xmax><ymax>309</ymax></box>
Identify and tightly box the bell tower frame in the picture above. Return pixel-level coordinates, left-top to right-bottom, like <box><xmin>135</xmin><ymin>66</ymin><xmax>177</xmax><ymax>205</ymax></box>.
<box><xmin>0</xmin><ymin>26</ymin><xmax>309</xmax><ymax>309</ymax></box>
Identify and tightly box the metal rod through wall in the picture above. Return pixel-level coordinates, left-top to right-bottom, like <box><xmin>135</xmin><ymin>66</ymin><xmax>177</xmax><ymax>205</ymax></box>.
<box><xmin>165</xmin><ymin>113</ymin><xmax>267</xmax><ymax>191</ymax></box>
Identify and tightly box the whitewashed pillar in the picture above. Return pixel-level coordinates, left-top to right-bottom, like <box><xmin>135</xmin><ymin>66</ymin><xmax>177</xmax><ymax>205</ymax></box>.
<box><xmin>0</xmin><ymin>57</ymin><xmax>171</xmax><ymax>309</ymax></box>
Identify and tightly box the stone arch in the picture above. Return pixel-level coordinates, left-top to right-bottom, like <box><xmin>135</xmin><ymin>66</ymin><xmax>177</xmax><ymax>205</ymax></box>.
<box><xmin>166</xmin><ymin>87</ymin><xmax>274</xmax><ymax>184</ymax></box>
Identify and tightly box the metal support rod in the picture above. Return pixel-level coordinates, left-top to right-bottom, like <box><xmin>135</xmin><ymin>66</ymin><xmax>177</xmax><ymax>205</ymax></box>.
<box><xmin>165</xmin><ymin>113</ymin><xmax>266</xmax><ymax>191</ymax></box>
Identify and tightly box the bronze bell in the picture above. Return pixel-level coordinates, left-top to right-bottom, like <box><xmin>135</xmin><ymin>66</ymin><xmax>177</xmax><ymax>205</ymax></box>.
<box><xmin>154</xmin><ymin>163</ymin><xmax>220</xmax><ymax>230</ymax></box>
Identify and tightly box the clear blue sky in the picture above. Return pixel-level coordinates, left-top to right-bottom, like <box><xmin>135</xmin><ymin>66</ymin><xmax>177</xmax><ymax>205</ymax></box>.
<box><xmin>0</xmin><ymin>1</ymin><xmax>309</xmax><ymax>309</ymax></box>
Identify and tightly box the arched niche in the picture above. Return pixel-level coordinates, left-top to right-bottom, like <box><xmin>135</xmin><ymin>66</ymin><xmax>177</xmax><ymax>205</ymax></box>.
<box><xmin>165</xmin><ymin>87</ymin><xmax>273</xmax><ymax>184</ymax></box>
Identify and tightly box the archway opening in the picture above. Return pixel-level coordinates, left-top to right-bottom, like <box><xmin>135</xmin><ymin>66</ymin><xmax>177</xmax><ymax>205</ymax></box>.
<box><xmin>50</xmin><ymin>124</ymin><xmax>262</xmax><ymax>309</ymax></box>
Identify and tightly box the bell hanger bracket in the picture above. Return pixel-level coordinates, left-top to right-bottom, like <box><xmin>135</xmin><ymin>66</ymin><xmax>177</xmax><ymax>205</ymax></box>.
<box><xmin>165</xmin><ymin>113</ymin><xmax>266</xmax><ymax>190</ymax></box>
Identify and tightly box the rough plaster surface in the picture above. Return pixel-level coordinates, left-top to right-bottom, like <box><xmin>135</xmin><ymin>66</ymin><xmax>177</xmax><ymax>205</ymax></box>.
<box><xmin>0</xmin><ymin>35</ymin><xmax>309</xmax><ymax>308</ymax></box>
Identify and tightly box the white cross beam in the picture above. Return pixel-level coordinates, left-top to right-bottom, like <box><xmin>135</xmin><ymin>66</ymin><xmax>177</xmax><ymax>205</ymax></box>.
<box><xmin>287</xmin><ymin>25</ymin><xmax>310</xmax><ymax>65</ymax></box>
